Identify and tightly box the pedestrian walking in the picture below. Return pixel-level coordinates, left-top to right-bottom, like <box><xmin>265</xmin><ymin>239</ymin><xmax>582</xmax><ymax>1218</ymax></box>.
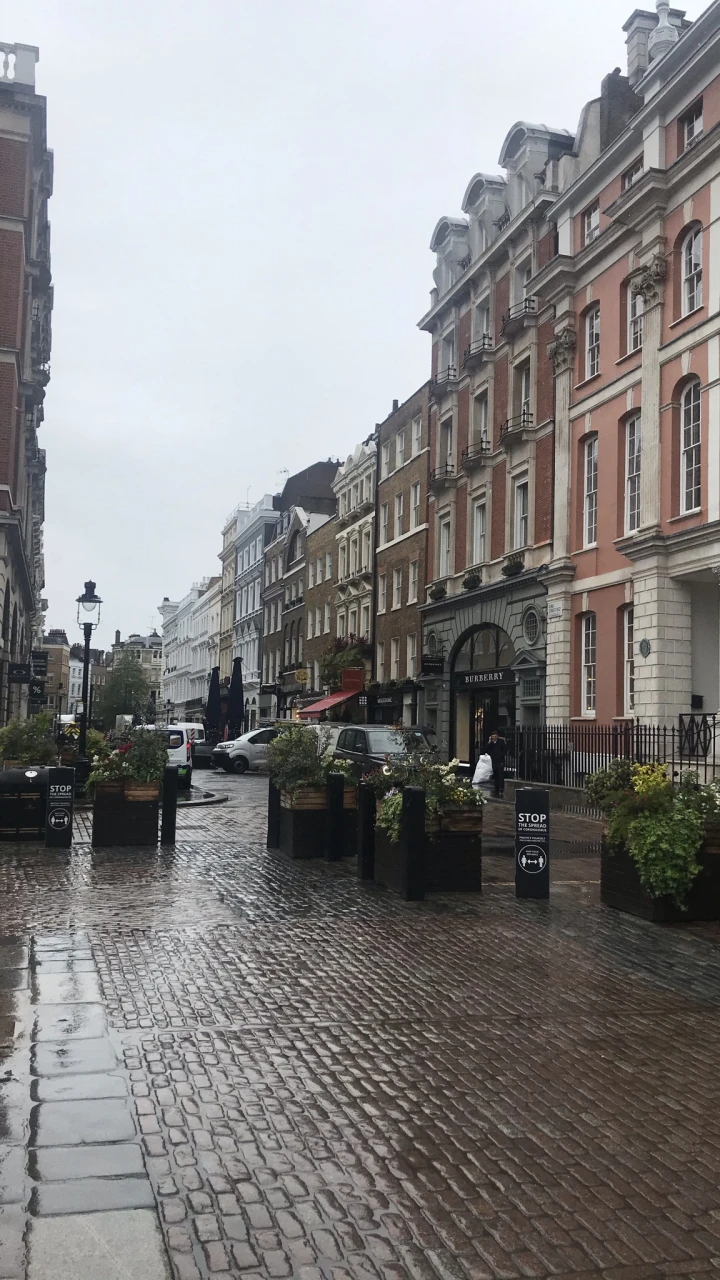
<box><xmin>485</xmin><ymin>730</ymin><xmax>506</xmax><ymax>798</ymax></box>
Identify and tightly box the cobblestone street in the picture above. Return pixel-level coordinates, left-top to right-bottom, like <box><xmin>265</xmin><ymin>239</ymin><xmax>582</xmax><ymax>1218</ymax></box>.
<box><xmin>2</xmin><ymin>774</ymin><xmax>720</xmax><ymax>1279</ymax></box>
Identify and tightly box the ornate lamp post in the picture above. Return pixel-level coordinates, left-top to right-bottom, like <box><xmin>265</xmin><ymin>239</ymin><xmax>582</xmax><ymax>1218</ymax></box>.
<box><xmin>76</xmin><ymin>580</ymin><xmax>102</xmax><ymax>765</ymax></box>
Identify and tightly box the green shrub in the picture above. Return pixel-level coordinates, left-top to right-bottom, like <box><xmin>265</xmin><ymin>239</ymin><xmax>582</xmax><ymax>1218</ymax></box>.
<box><xmin>267</xmin><ymin>724</ymin><xmax>352</xmax><ymax>798</ymax></box>
<box><xmin>88</xmin><ymin>729</ymin><xmax>167</xmax><ymax>786</ymax></box>
<box><xmin>0</xmin><ymin>713</ymin><xmax>57</xmax><ymax>766</ymax></box>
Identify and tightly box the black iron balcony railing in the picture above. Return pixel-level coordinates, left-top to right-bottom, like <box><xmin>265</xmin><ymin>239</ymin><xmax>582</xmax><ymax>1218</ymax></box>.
<box><xmin>431</xmin><ymin>365</ymin><xmax>458</xmax><ymax>396</ymax></box>
<box><xmin>461</xmin><ymin>440</ymin><xmax>492</xmax><ymax>466</ymax></box>
<box><xmin>501</xmin><ymin>297</ymin><xmax>538</xmax><ymax>332</ymax></box>
<box><xmin>501</xmin><ymin>411</ymin><xmax>533</xmax><ymax>436</ymax></box>
<box><xmin>462</xmin><ymin>335</ymin><xmax>493</xmax><ymax>367</ymax></box>
<box><xmin>429</xmin><ymin>464</ymin><xmax>456</xmax><ymax>485</ymax></box>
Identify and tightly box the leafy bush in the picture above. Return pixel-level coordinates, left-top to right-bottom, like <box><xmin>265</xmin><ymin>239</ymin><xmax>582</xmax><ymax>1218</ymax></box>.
<box><xmin>267</xmin><ymin>723</ymin><xmax>352</xmax><ymax>798</ymax></box>
<box><xmin>370</xmin><ymin>752</ymin><xmax>484</xmax><ymax>844</ymax></box>
<box><xmin>0</xmin><ymin>713</ymin><xmax>57</xmax><ymax>766</ymax></box>
<box><xmin>586</xmin><ymin>759</ymin><xmax>720</xmax><ymax>906</ymax></box>
<box><xmin>89</xmin><ymin>729</ymin><xmax>167</xmax><ymax>786</ymax></box>
<box><xmin>318</xmin><ymin>639</ymin><xmax>365</xmax><ymax>692</ymax></box>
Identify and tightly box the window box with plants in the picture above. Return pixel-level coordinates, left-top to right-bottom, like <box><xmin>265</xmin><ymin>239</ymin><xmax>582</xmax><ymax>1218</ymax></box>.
<box><xmin>89</xmin><ymin>730</ymin><xmax>168</xmax><ymax>847</ymax></box>
<box><xmin>367</xmin><ymin>754</ymin><xmax>485</xmax><ymax>894</ymax></box>
<box><xmin>588</xmin><ymin>760</ymin><xmax>720</xmax><ymax>922</ymax></box>
<box><xmin>267</xmin><ymin>723</ymin><xmax>356</xmax><ymax>859</ymax></box>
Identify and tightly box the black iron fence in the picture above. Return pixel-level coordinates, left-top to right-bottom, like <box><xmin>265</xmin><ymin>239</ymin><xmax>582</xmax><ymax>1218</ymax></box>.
<box><xmin>508</xmin><ymin>717</ymin><xmax>720</xmax><ymax>789</ymax></box>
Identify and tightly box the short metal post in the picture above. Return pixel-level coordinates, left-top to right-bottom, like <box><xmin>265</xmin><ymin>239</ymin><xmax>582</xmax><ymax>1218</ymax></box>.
<box><xmin>267</xmin><ymin>776</ymin><xmax>281</xmax><ymax>849</ymax></box>
<box><xmin>160</xmin><ymin>765</ymin><xmax>179</xmax><ymax>845</ymax></box>
<box><xmin>400</xmin><ymin>786</ymin><xmax>425</xmax><ymax>901</ymax></box>
<box><xmin>325</xmin><ymin>772</ymin><xmax>345</xmax><ymax>862</ymax></box>
<box><xmin>357</xmin><ymin>782</ymin><xmax>376</xmax><ymax>880</ymax></box>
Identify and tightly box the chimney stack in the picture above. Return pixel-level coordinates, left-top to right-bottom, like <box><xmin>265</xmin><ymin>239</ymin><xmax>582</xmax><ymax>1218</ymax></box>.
<box><xmin>114</xmin><ymin>629</ymin><xmax>120</xmax><ymax>645</ymax></box>
<box><xmin>392</xmin><ymin>399</ymin><xmax>399</xmax><ymax>413</ymax></box>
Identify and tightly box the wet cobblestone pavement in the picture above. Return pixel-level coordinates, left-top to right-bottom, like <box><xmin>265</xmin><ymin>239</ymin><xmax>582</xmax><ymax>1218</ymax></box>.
<box><xmin>3</xmin><ymin>773</ymin><xmax>720</xmax><ymax>1278</ymax></box>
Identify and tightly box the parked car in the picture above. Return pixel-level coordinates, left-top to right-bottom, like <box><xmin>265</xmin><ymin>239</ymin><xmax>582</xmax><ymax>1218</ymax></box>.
<box><xmin>211</xmin><ymin>727</ymin><xmax>279</xmax><ymax>774</ymax></box>
<box><xmin>333</xmin><ymin>726</ymin><xmax>431</xmax><ymax>777</ymax></box>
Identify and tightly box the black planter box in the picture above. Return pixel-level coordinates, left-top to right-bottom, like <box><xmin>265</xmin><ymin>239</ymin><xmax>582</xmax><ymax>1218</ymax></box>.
<box><xmin>374</xmin><ymin>825</ymin><xmax>482</xmax><ymax>895</ymax></box>
<box><xmin>601</xmin><ymin>836</ymin><xmax>720</xmax><ymax>922</ymax></box>
<box><xmin>92</xmin><ymin>789</ymin><xmax>159</xmax><ymax>848</ymax></box>
<box><xmin>278</xmin><ymin>806</ymin><xmax>326</xmax><ymax>859</ymax></box>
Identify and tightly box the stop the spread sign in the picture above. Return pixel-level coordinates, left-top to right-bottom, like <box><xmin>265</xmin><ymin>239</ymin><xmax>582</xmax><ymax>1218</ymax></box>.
<box><xmin>515</xmin><ymin>790</ymin><xmax>550</xmax><ymax>899</ymax></box>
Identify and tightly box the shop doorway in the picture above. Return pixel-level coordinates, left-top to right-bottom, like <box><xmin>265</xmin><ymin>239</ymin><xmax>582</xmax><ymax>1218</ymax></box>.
<box><xmin>451</xmin><ymin>624</ymin><xmax>516</xmax><ymax>769</ymax></box>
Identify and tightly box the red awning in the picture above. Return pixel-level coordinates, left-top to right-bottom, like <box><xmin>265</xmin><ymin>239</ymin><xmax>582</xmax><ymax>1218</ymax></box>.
<box><xmin>298</xmin><ymin>692</ymin><xmax>352</xmax><ymax>718</ymax></box>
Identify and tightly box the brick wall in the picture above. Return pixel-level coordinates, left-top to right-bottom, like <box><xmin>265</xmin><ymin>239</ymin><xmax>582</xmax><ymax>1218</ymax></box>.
<box><xmin>534</xmin><ymin>433</ymin><xmax>553</xmax><ymax>545</ymax></box>
<box><xmin>305</xmin><ymin>517</ymin><xmax>340</xmax><ymax>684</ymax></box>
<box><xmin>494</xmin><ymin>274</ymin><xmax>510</xmax><ymax>342</ymax></box>
<box><xmin>0</xmin><ymin>364</ymin><xmax>18</xmax><ymax>499</ymax></box>
<box><xmin>536</xmin><ymin>319</ymin><xmax>555</xmax><ymax>423</ymax></box>
<box><xmin>0</xmin><ymin>139</ymin><xmax>27</xmax><ymax>219</ymax></box>
<box><xmin>491</xmin><ymin>459</ymin><xmax>506</xmax><ymax>560</ymax></box>
<box><xmin>493</xmin><ymin>354</ymin><xmax>508</xmax><ymax>447</ymax></box>
<box><xmin>455</xmin><ymin>487</ymin><xmax>467</xmax><ymax>574</ymax></box>
<box><xmin>458</xmin><ymin>311</ymin><xmax>471</xmax><ymax>364</ymax></box>
<box><xmin>537</xmin><ymin>227</ymin><xmax>555</xmax><ymax>269</ymax></box>
<box><xmin>0</xmin><ymin>230</ymin><xmax>23</xmax><ymax>349</ymax></box>
<box><xmin>457</xmin><ymin>385</ymin><xmax>469</xmax><ymax>457</ymax></box>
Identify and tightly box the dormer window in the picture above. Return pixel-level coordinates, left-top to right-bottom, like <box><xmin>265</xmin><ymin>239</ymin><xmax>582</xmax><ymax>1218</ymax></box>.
<box><xmin>583</xmin><ymin>202</ymin><xmax>600</xmax><ymax>246</ymax></box>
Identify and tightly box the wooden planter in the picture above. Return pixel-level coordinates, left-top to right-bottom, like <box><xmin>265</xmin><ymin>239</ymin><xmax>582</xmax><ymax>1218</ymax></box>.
<box><xmin>375</xmin><ymin>803</ymin><xmax>483</xmax><ymax>894</ymax></box>
<box><xmin>278</xmin><ymin>785</ymin><xmax>356</xmax><ymax>859</ymax></box>
<box><xmin>601</xmin><ymin>825</ymin><xmax>720</xmax><ymax>922</ymax></box>
<box><xmin>92</xmin><ymin>781</ymin><xmax>160</xmax><ymax>848</ymax></box>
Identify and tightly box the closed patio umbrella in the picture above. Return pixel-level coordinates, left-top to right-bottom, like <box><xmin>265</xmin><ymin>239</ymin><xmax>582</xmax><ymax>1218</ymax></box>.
<box><xmin>205</xmin><ymin>667</ymin><xmax>222</xmax><ymax>744</ymax></box>
<box><xmin>227</xmin><ymin>657</ymin><xmax>244</xmax><ymax>741</ymax></box>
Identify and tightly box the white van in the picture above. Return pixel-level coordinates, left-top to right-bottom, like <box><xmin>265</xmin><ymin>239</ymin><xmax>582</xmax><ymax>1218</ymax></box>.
<box><xmin>168</xmin><ymin>723</ymin><xmax>210</xmax><ymax>767</ymax></box>
<box><xmin>141</xmin><ymin>725</ymin><xmax>193</xmax><ymax>789</ymax></box>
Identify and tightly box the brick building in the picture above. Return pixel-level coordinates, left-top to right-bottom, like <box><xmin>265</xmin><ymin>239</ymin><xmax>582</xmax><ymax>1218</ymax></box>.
<box><xmin>261</xmin><ymin>463</ymin><xmax>337</xmax><ymax>719</ymax></box>
<box><xmin>373</xmin><ymin>386</ymin><xmax>430</xmax><ymax>725</ymax></box>
<box><xmin>0</xmin><ymin>46</ymin><xmax>52</xmax><ymax>723</ymax></box>
<box><xmin>535</xmin><ymin>0</ymin><xmax>719</xmax><ymax>725</ymax></box>
<box><xmin>304</xmin><ymin>516</ymin><xmax>338</xmax><ymax>695</ymax></box>
<box><xmin>416</xmin><ymin>25</ymin><xmax>655</xmax><ymax>766</ymax></box>
<box><xmin>41</xmin><ymin>629</ymin><xmax>69</xmax><ymax>716</ymax></box>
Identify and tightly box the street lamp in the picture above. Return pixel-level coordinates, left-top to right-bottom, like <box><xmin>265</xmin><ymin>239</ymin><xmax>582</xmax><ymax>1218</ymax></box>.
<box><xmin>76</xmin><ymin>580</ymin><xmax>101</xmax><ymax>764</ymax></box>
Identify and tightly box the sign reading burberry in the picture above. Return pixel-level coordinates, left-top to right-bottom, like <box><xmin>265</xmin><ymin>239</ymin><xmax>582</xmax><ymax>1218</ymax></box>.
<box><xmin>45</xmin><ymin>767</ymin><xmax>75</xmax><ymax>849</ymax></box>
<box><xmin>456</xmin><ymin>668</ymin><xmax>515</xmax><ymax>687</ymax></box>
<box><xmin>515</xmin><ymin>787</ymin><xmax>550</xmax><ymax>900</ymax></box>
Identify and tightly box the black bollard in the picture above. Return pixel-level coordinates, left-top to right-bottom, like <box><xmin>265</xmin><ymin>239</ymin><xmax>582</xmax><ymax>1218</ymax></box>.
<box><xmin>325</xmin><ymin>772</ymin><xmax>345</xmax><ymax>861</ymax></box>
<box><xmin>399</xmin><ymin>786</ymin><xmax>425</xmax><ymax>901</ymax></box>
<box><xmin>515</xmin><ymin>787</ymin><xmax>550</xmax><ymax>899</ymax></box>
<box><xmin>357</xmin><ymin>782</ymin><xmax>376</xmax><ymax>880</ymax></box>
<box><xmin>267</xmin><ymin>776</ymin><xmax>281</xmax><ymax>849</ymax></box>
<box><xmin>160</xmin><ymin>765</ymin><xmax>179</xmax><ymax>845</ymax></box>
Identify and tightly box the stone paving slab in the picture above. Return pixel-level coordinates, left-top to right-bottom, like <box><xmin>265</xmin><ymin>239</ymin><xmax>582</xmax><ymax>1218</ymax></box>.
<box><xmin>3</xmin><ymin>772</ymin><xmax>720</xmax><ymax>1280</ymax></box>
<box><xmin>27</xmin><ymin>1208</ymin><xmax>170</xmax><ymax>1279</ymax></box>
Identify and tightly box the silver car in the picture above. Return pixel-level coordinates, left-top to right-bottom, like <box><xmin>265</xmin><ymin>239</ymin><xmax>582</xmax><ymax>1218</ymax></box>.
<box><xmin>211</xmin><ymin>728</ymin><xmax>278</xmax><ymax>774</ymax></box>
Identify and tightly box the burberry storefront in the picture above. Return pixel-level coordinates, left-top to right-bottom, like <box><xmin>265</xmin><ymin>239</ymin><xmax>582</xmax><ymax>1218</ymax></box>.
<box><xmin>419</xmin><ymin>573</ymin><xmax>547</xmax><ymax>768</ymax></box>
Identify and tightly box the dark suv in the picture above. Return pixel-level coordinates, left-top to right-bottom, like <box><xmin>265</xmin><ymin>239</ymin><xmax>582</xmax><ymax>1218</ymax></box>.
<box><xmin>333</xmin><ymin>726</ymin><xmax>431</xmax><ymax>777</ymax></box>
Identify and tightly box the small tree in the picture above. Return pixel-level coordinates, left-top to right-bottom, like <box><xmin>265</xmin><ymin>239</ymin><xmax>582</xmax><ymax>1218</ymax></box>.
<box><xmin>319</xmin><ymin>638</ymin><xmax>365</xmax><ymax>691</ymax></box>
<box><xmin>97</xmin><ymin>651</ymin><xmax>150</xmax><ymax>730</ymax></box>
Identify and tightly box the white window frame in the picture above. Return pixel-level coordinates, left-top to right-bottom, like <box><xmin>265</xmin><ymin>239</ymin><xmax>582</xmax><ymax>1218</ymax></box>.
<box><xmin>624</xmin><ymin>606</ymin><xmax>635</xmax><ymax>716</ymax></box>
<box><xmin>315</xmin><ymin>606</ymin><xmax>321</xmax><ymax>636</ymax></box>
<box><xmin>412</xmin><ymin>416</ymin><xmax>422</xmax><ymax>457</ymax></box>
<box><xmin>408</xmin><ymin>559</ymin><xmax>418</xmax><ymax>603</ymax></box>
<box><xmin>682</xmin><ymin>381</ymin><xmax>702</xmax><ymax>513</ymax></box>
<box><xmin>625</xmin><ymin>415</ymin><xmax>641</xmax><ymax>534</ymax></box>
<box><xmin>473</xmin><ymin>391</ymin><xmax>489</xmax><ymax>446</ymax></box>
<box><xmin>361</xmin><ymin>603</ymin><xmax>370</xmax><ymax>640</ymax></box>
<box><xmin>682</xmin><ymin>99</ymin><xmax>703</xmax><ymax>150</ymax></box>
<box><xmin>337</xmin><ymin>611</ymin><xmax>347</xmax><ymax>640</ymax></box>
<box><xmin>582</xmin><ymin>613</ymin><xmax>597</xmax><ymax>716</ymax></box>
<box><xmin>308</xmin><ymin>561</ymin><xmax>314</xmax><ymax>588</ymax></box>
<box><xmin>394</xmin><ymin>492</ymin><xmax>403</xmax><ymax>537</ymax></box>
<box><xmin>628</xmin><ymin>288</ymin><xmax>643</xmax><ymax>352</ymax></box>
<box><xmin>472</xmin><ymin>500</ymin><xmax>486</xmax><ymax>565</ymax></box>
<box><xmin>584</xmin><ymin>436</ymin><xmax>598</xmax><ymax>547</ymax></box>
<box><xmin>683</xmin><ymin>227</ymin><xmax>703</xmax><ymax>315</ymax></box>
<box><xmin>407</xmin><ymin>633</ymin><xmax>417</xmax><ymax>679</ymax></box>
<box><xmin>324</xmin><ymin>603</ymin><xmax>331</xmax><ymax>633</ymax></box>
<box><xmin>514</xmin><ymin>480</ymin><xmax>529</xmax><ymax>550</ymax></box>
<box><xmin>381</xmin><ymin>442</ymin><xmax>390</xmax><ymax>479</ymax></box>
<box><xmin>411</xmin><ymin>482</ymin><xmax>421</xmax><ymax>529</ymax></box>
<box><xmin>439</xmin><ymin>519</ymin><xmax>452</xmax><ymax>578</ymax></box>
<box><xmin>325</xmin><ymin>552</ymin><xmax>332</xmax><ymax>579</ymax></box>
<box><xmin>348</xmin><ymin>607</ymin><xmax>358</xmax><ymax>638</ymax></box>
<box><xmin>378</xmin><ymin>573</ymin><xmax>387</xmax><ymax>613</ymax></box>
<box><xmin>441</xmin><ymin>329</ymin><xmax>455</xmax><ymax>371</ymax></box>
<box><xmin>307</xmin><ymin>612</ymin><xmax>314</xmax><ymax>640</ymax></box>
<box><xmin>583</xmin><ymin>202</ymin><xmax>600</xmax><ymax>245</ymax></box>
<box><xmin>475</xmin><ymin>297</ymin><xmax>491</xmax><ymax>339</ymax></box>
<box><xmin>390</xmin><ymin>637</ymin><xmax>400</xmax><ymax>681</ymax></box>
<box><xmin>586</xmin><ymin>306</ymin><xmax>600</xmax><ymax>379</ymax></box>
<box><xmin>392</xmin><ymin>567</ymin><xmax>402</xmax><ymax>610</ymax></box>
<box><xmin>396</xmin><ymin>430</ymin><xmax>406</xmax><ymax>468</ymax></box>
<box><xmin>622</xmin><ymin>157</ymin><xmax>644</xmax><ymax>190</ymax></box>
<box><xmin>376</xmin><ymin>640</ymin><xmax>385</xmax><ymax>683</ymax></box>
<box><xmin>380</xmin><ymin>503</ymin><xmax>389</xmax><ymax>545</ymax></box>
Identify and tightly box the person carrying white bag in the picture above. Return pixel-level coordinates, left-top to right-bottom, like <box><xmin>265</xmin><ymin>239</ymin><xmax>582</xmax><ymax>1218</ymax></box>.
<box><xmin>472</xmin><ymin>752</ymin><xmax>494</xmax><ymax>791</ymax></box>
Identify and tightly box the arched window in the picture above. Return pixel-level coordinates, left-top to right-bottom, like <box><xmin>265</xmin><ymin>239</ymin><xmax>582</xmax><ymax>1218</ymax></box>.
<box><xmin>681</xmin><ymin>381</ymin><xmax>701</xmax><ymax>512</ymax></box>
<box><xmin>582</xmin><ymin>613</ymin><xmax>597</xmax><ymax>715</ymax></box>
<box><xmin>452</xmin><ymin>625</ymin><xmax>515</xmax><ymax>674</ymax></box>
<box><xmin>683</xmin><ymin>226</ymin><xmax>703</xmax><ymax>314</ymax></box>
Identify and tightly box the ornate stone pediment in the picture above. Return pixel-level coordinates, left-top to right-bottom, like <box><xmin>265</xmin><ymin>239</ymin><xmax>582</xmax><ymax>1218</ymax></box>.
<box><xmin>548</xmin><ymin>325</ymin><xmax>577</xmax><ymax>375</ymax></box>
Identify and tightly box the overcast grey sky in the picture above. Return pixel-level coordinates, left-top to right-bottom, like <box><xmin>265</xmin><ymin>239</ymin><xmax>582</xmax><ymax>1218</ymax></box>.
<box><xmin>4</xmin><ymin>0</ymin><xmax>679</xmax><ymax>649</ymax></box>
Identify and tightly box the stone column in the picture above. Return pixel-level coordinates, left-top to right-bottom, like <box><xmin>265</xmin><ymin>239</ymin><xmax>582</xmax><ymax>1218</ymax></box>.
<box><xmin>542</xmin><ymin>326</ymin><xmax>577</xmax><ymax>724</ymax></box>
<box><xmin>631</xmin><ymin>534</ymin><xmax>692</xmax><ymax>723</ymax></box>
<box><xmin>634</xmin><ymin>256</ymin><xmax>667</xmax><ymax>533</ymax></box>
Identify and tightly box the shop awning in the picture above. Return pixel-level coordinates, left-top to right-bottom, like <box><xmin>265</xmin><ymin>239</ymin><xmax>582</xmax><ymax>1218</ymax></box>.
<box><xmin>298</xmin><ymin>692</ymin><xmax>352</xmax><ymax>718</ymax></box>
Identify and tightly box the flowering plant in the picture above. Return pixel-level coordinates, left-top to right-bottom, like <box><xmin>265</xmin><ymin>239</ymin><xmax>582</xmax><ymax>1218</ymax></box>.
<box><xmin>367</xmin><ymin>751</ymin><xmax>484</xmax><ymax>844</ymax></box>
<box><xmin>266</xmin><ymin>723</ymin><xmax>353</xmax><ymax>799</ymax></box>
<box><xmin>88</xmin><ymin>729</ymin><xmax>167</xmax><ymax>787</ymax></box>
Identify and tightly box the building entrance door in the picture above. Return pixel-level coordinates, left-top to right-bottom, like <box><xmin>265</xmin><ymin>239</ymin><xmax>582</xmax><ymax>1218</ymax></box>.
<box><xmin>450</xmin><ymin>623</ymin><xmax>517</xmax><ymax>769</ymax></box>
